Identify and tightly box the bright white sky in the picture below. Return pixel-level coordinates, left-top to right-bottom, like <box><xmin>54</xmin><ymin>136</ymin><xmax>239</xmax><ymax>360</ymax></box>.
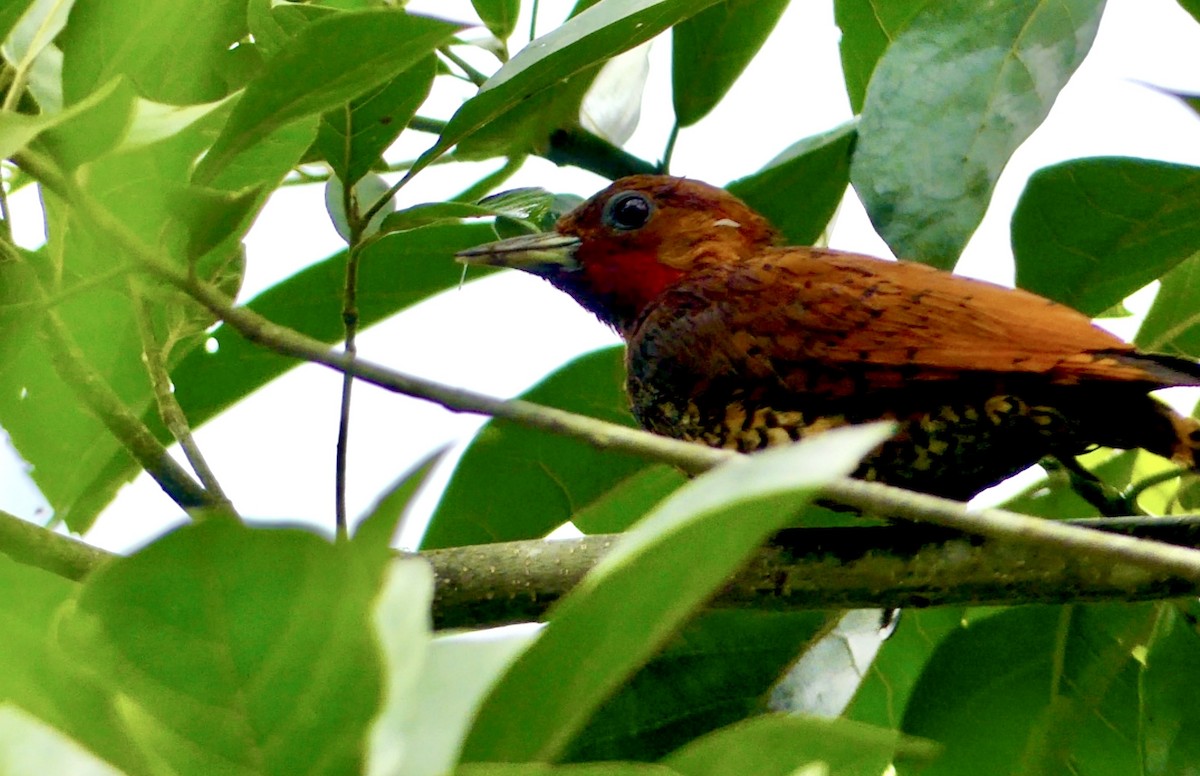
<box><xmin>4</xmin><ymin>0</ymin><xmax>1200</xmax><ymax>551</ymax></box>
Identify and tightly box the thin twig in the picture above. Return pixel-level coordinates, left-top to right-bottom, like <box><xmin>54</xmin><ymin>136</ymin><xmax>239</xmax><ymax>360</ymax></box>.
<box><xmin>438</xmin><ymin>45</ymin><xmax>490</xmax><ymax>87</ymax></box>
<box><xmin>37</xmin><ymin>293</ymin><xmax>214</xmax><ymax>510</ymax></box>
<box><xmin>336</xmin><ymin>176</ymin><xmax>364</xmax><ymax>542</ymax></box>
<box><xmin>659</xmin><ymin>122</ymin><xmax>680</xmax><ymax>175</ymax></box>
<box><xmin>129</xmin><ymin>278</ymin><xmax>237</xmax><ymax>514</ymax></box>
<box><xmin>1125</xmin><ymin>467</ymin><xmax>1190</xmax><ymax>507</ymax></box>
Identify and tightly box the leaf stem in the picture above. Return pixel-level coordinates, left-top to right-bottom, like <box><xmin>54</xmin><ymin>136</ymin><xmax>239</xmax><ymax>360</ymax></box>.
<box><xmin>129</xmin><ymin>278</ymin><xmax>238</xmax><ymax>516</ymax></box>
<box><xmin>659</xmin><ymin>121</ymin><xmax>680</xmax><ymax>174</ymax></box>
<box><xmin>452</xmin><ymin>156</ymin><xmax>526</xmax><ymax>203</ymax></box>
<box><xmin>438</xmin><ymin>46</ymin><xmax>490</xmax><ymax>87</ymax></box>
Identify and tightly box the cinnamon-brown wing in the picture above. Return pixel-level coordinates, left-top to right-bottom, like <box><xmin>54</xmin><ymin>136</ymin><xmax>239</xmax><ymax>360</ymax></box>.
<box><xmin>636</xmin><ymin>247</ymin><xmax>1194</xmax><ymax>396</ymax></box>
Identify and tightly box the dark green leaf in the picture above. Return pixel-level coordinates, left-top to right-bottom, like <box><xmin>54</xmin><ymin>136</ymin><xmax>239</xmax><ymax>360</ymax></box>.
<box><xmin>60</xmin><ymin>0</ymin><xmax>248</xmax><ymax>105</ymax></box>
<box><xmin>1136</xmin><ymin>253</ymin><xmax>1200</xmax><ymax>359</ymax></box>
<box><xmin>246</xmin><ymin>0</ymin><xmax>334</xmax><ymax>59</ymax></box>
<box><xmin>1012</xmin><ymin>157</ymin><xmax>1200</xmax><ymax>316</ymax></box>
<box><xmin>421</xmin><ymin>346</ymin><xmax>689</xmax><ymax>550</ymax></box>
<box><xmin>671</xmin><ymin>0</ymin><xmax>788</xmax><ymax>127</ymax></box>
<box><xmin>167</xmin><ymin>184</ymin><xmax>266</xmax><ymax>262</ymax></box>
<box><xmin>899</xmin><ymin>604</ymin><xmax>1154</xmax><ymax>776</ymax></box>
<box><xmin>406</xmin><ymin>0</ymin><xmax>724</xmax><ymax>177</ymax></box>
<box><xmin>33</xmin><ymin>78</ymin><xmax>137</xmax><ymax>169</ymax></box>
<box><xmin>664</xmin><ymin>715</ymin><xmax>936</xmax><ymax>776</ymax></box>
<box><xmin>727</xmin><ymin>121</ymin><xmax>856</xmax><ymax>246</ymax></box>
<box><xmin>1140</xmin><ymin>604</ymin><xmax>1200</xmax><ymax>775</ymax></box>
<box><xmin>315</xmin><ymin>54</ymin><xmax>437</xmax><ymax>187</ymax></box>
<box><xmin>459</xmin><ymin>425</ymin><xmax>892</xmax><ymax>763</ymax></box>
<box><xmin>851</xmin><ymin>0</ymin><xmax>1104</xmax><ymax>269</ymax></box>
<box><xmin>356</xmin><ymin>447</ymin><xmax>445</xmax><ymax>551</ymax></box>
<box><xmin>1175</xmin><ymin>0</ymin><xmax>1200</xmax><ymax>26</ymax></box>
<box><xmin>567</xmin><ymin>610</ymin><xmax>839</xmax><ymax>762</ymax></box>
<box><xmin>473</xmin><ymin>0</ymin><xmax>520</xmax><ymax>40</ymax></box>
<box><xmin>845</xmin><ymin>607</ymin><xmax>970</xmax><ymax>729</ymax></box>
<box><xmin>570</xmin><ymin>464</ymin><xmax>685</xmax><ymax>534</ymax></box>
<box><xmin>833</xmin><ymin>0</ymin><xmax>928</xmax><ymax>114</ymax></box>
<box><xmin>194</xmin><ymin>10</ymin><xmax>460</xmax><ymax>184</ymax></box>
<box><xmin>57</xmin><ymin>520</ymin><xmax>386</xmax><ymax>775</ymax></box>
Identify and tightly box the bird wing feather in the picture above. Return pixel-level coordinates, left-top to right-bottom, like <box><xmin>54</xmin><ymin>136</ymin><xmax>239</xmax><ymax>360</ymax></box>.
<box><xmin>636</xmin><ymin>247</ymin><xmax>1195</xmax><ymax>394</ymax></box>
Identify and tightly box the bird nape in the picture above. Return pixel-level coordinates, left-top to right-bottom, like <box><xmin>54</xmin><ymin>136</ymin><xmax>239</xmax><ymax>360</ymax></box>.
<box><xmin>458</xmin><ymin>175</ymin><xmax>1200</xmax><ymax>501</ymax></box>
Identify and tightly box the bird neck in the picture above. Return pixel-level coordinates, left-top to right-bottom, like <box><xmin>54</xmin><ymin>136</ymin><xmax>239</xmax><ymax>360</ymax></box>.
<box><xmin>548</xmin><ymin>251</ymin><xmax>685</xmax><ymax>337</ymax></box>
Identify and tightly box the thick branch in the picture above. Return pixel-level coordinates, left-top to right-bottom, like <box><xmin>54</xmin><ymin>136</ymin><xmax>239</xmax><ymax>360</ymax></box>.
<box><xmin>428</xmin><ymin>517</ymin><xmax>1200</xmax><ymax>629</ymax></box>
<box><xmin>7</xmin><ymin>505</ymin><xmax>1200</xmax><ymax>629</ymax></box>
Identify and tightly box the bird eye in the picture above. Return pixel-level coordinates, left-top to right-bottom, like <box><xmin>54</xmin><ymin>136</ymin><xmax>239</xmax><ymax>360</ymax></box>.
<box><xmin>602</xmin><ymin>191</ymin><xmax>653</xmax><ymax>231</ymax></box>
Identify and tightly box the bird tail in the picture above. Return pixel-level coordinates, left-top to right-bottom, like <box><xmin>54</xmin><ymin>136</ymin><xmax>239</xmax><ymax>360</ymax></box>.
<box><xmin>1110</xmin><ymin>351</ymin><xmax>1200</xmax><ymax>387</ymax></box>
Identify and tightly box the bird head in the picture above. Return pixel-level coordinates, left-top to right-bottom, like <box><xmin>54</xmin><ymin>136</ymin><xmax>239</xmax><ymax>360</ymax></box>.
<box><xmin>457</xmin><ymin>175</ymin><xmax>778</xmax><ymax>335</ymax></box>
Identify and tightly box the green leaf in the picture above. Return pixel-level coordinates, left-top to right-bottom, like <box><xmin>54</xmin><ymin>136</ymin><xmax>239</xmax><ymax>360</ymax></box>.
<box><xmin>1012</xmin><ymin>157</ymin><xmax>1200</xmax><ymax>316</ymax></box>
<box><xmin>194</xmin><ymin>9</ymin><xmax>460</xmax><ymax>184</ymax></box>
<box><xmin>727</xmin><ymin>121</ymin><xmax>857</xmax><ymax>246</ymax></box>
<box><xmin>833</xmin><ymin>0</ymin><xmax>928</xmax><ymax>114</ymax></box>
<box><xmin>0</xmin><ymin>555</ymin><xmax>151</xmax><ymax>775</ymax></box>
<box><xmin>1137</xmin><ymin>253</ymin><xmax>1200</xmax><ymax>358</ymax></box>
<box><xmin>406</xmin><ymin>0</ymin><xmax>724</xmax><ymax>178</ymax></box>
<box><xmin>458</xmin><ymin>424</ymin><xmax>893</xmax><ymax>763</ymax></box>
<box><xmin>1140</xmin><ymin>604</ymin><xmax>1200</xmax><ymax>776</ymax></box>
<box><xmin>664</xmin><ymin>715</ymin><xmax>936</xmax><ymax>776</ymax></box>
<box><xmin>60</xmin><ymin>0</ymin><xmax>249</xmax><ymax>105</ymax></box>
<box><xmin>845</xmin><ymin>607</ymin><xmax>971</xmax><ymax>729</ymax></box>
<box><xmin>355</xmin><ymin>447</ymin><xmax>445</xmax><ymax>550</ymax></box>
<box><xmin>57</xmin><ymin>520</ymin><xmax>387</xmax><ymax>776</ymax></box>
<box><xmin>899</xmin><ymin>603</ymin><xmax>1155</xmax><ymax>776</ymax></box>
<box><xmin>670</xmin><ymin>0</ymin><xmax>788</xmax><ymax>127</ymax></box>
<box><xmin>570</xmin><ymin>464</ymin><xmax>685</xmax><ymax>534</ymax></box>
<box><xmin>421</xmin><ymin>346</ymin><xmax>688</xmax><ymax>550</ymax></box>
<box><xmin>566</xmin><ymin>610</ymin><xmax>839</xmax><ymax>762</ymax></box>
<box><xmin>851</xmin><ymin>0</ymin><xmax>1104</xmax><ymax>269</ymax></box>
<box><xmin>315</xmin><ymin>54</ymin><xmax>436</xmax><ymax>187</ymax></box>
<box><xmin>168</xmin><ymin>184</ymin><xmax>266</xmax><ymax>262</ymax></box>
<box><xmin>33</xmin><ymin>78</ymin><xmax>138</xmax><ymax>170</ymax></box>
<box><xmin>473</xmin><ymin>0</ymin><xmax>520</xmax><ymax>40</ymax></box>
<box><xmin>1175</xmin><ymin>0</ymin><xmax>1200</xmax><ymax>25</ymax></box>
